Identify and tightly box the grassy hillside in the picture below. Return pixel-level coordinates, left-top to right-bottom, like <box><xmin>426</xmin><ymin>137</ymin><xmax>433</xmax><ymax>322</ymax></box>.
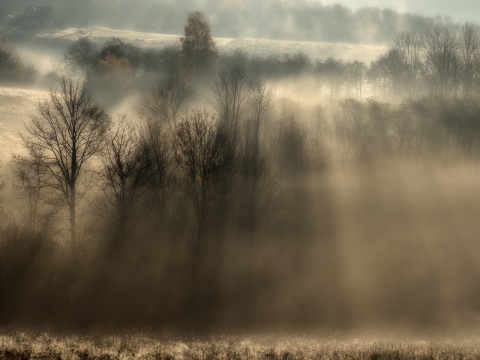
<box><xmin>15</xmin><ymin>26</ymin><xmax>388</xmax><ymax>63</ymax></box>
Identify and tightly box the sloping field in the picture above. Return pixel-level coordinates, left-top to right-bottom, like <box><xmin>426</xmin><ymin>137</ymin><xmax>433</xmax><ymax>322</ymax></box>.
<box><xmin>32</xmin><ymin>26</ymin><xmax>387</xmax><ymax>63</ymax></box>
<box><xmin>0</xmin><ymin>86</ymin><xmax>48</xmax><ymax>160</ymax></box>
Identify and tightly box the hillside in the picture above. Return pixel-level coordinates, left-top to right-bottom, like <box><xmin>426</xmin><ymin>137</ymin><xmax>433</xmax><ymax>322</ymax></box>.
<box><xmin>0</xmin><ymin>86</ymin><xmax>48</xmax><ymax>161</ymax></box>
<box><xmin>13</xmin><ymin>26</ymin><xmax>387</xmax><ymax>63</ymax></box>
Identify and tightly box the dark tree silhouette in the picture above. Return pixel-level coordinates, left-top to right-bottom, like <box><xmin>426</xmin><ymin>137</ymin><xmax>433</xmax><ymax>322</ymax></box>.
<box><xmin>393</xmin><ymin>32</ymin><xmax>424</xmax><ymax>98</ymax></box>
<box><xmin>461</xmin><ymin>24</ymin><xmax>480</xmax><ymax>95</ymax></box>
<box><xmin>140</xmin><ymin>74</ymin><xmax>193</xmax><ymax>130</ymax></box>
<box><xmin>99</xmin><ymin>115</ymin><xmax>149</xmax><ymax>249</ymax></box>
<box><xmin>12</xmin><ymin>145</ymin><xmax>51</xmax><ymax>232</ymax></box>
<box><xmin>175</xmin><ymin>109</ymin><xmax>226</xmax><ymax>241</ymax></box>
<box><xmin>424</xmin><ymin>26</ymin><xmax>461</xmax><ymax>96</ymax></box>
<box><xmin>179</xmin><ymin>11</ymin><xmax>218</xmax><ymax>78</ymax></box>
<box><xmin>213</xmin><ymin>64</ymin><xmax>252</xmax><ymax>160</ymax></box>
<box><xmin>64</xmin><ymin>36</ymin><xmax>97</xmax><ymax>73</ymax></box>
<box><xmin>240</xmin><ymin>82</ymin><xmax>271</xmax><ymax>234</ymax></box>
<box><xmin>22</xmin><ymin>77</ymin><xmax>110</xmax><ymax>246</ymax></box>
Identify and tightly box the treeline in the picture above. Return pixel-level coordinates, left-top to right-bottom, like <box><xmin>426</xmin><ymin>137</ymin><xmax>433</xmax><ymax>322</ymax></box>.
<box><xmin>0</xmin><ymin>0</ymin><xmax>460</xmax><ymax>44</ymax></box>
<box><xmin>51</xmin><ymin>22</ymin><xmax>480</xmax><ymax>103</ymax></box>
<box><xmin>5</xmin><ymin>21</ymin><xmax>480</xmax><ymax>102</ymax></box>
<box><xmin>222</xmin><ymin>23</ymin><xmax>480</xmax><ymax>100</ymax></box>
<box><xmin>0</xmin><ymin>71</ymin><xmax>337</xmax><ymax>330</ymax></box>
<box><xmin>2</xmin><ymin>79</ymin><xmax>480</xmax><ymax>330</ymax></box>
<box><xmin>241</xmin><ymin>23</ymin><xmax>480</xmax><ymax>100</ymax></box>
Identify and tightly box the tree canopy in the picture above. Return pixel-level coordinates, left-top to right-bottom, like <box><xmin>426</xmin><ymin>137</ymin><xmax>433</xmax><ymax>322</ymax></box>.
<box><xmin>179</xmin><ymin>11</ymin><xmax>217</xmax><ymax>78</ymax></box>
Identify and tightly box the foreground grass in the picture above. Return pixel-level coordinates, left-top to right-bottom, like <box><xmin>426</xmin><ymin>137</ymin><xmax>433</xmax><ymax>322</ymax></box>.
<box><xmin>1</xmin><ymin>331</ymin><xmax>480</xmax><ymax>359</ymax></box>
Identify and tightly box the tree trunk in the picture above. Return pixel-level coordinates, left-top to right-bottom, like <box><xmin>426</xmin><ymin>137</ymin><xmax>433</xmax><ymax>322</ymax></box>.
<box><xmin>69</xmin><ymin>184</ymin><xmax>76</xmax><ymax>247</ymax></box>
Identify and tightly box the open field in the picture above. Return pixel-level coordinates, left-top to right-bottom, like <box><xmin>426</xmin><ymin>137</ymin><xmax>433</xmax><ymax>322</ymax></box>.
<box><xmin>0</xmin><ymin>86</ymin><xmax>48</xmax><ymax>161</ymax></box>
<box><xmin>2</xmin><ymin>332</ymin><xmax>480</xmax><ymax>359</ymax></box>
<box><xmin>10</xmin><ymin>26</ymin><xmax>387</xmax><ymax>63</ymax></box>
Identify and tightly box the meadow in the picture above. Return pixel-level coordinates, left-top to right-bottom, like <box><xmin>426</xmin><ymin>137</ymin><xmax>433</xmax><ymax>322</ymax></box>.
<box><xmin>3</xmin><ymin>331</ymin><xmax>480</xmax><ymax>359</ymax></box>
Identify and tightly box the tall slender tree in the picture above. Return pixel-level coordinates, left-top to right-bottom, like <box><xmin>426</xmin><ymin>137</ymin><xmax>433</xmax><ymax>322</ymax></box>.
<box><xmin>22</xmin><ymin>77</ymin><xmax>110</xmax><ymax>246</ymax></box>
<box><xmin>179</xmin><ymin>11</ymin><xmax>218</xmax><ymax>78</ymax></box>
<box><xmin>100</xmin><ymin>115</ymin><xmax>149</xmax><ymax>249</ymax></box>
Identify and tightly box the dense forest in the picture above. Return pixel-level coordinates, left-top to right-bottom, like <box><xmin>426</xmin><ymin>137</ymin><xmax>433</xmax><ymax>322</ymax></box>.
<box><xmin>1</xmin><ymin>10</ymin><xmax>480</xmax><ymax>333</ymax></box>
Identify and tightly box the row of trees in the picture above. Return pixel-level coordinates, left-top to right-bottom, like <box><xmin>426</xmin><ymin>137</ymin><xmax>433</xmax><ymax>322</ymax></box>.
<box><xmin>4</xmin><ymin>11</ymin><xmax>480</xmax><ymax>329</ymax></box>
<box><xmin>12</xmin><ymin>65</ymin><xmax>275</xmax><ymax>249</ymax></box>
<box><xmin>60</xmin><ymin>24</ymin><xmax>480</xmax><ymax>105</ymax></box>
<box><xmin>5</xmin><ymin>74</ymin><xmax>480</xmax><ymax>329</ymax></box>
<box><xmin>371</xmin><ymin>24</ymin><xmax>480</xmax><ymax>98</ymax></box>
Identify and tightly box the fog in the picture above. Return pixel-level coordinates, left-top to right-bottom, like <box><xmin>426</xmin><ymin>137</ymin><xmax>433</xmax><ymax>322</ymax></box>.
<box><xmin>319</xmin><ymin>0</ymin><xmax>480</xmax><ymax>24</ymax></box>
<box><xmin>2</xmin><ymin>2</ymin><xmax>480</xmax><ymax>344</ymax></box>
<box><xmin>0</xmin><ymin>0</ymin><xmax>466</xmax><ymax>44</ymax></box>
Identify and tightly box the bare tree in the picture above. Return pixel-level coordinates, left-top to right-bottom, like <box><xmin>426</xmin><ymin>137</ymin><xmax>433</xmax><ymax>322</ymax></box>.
<box><xmin>22</xmin><ymin>77</ymin><xmax>110</xmax><ymax>246</ymax></box>
<box><xmin>140</xmin><ymin>75</ymin><xmax>193</xmax><ymax>130</ymax></box>
<box><xmin>12</xmin><ymin>145</ymin><xmax>51</xmax><ymax>232</ymax></box>
<box><xmin>240</xmin><ymin>81</ymin><xmax>271</xmax><ymax>234</ymax></box>
<box><xmin>349</xmin><ymin>61</ymin><xmax>367</xmax><ymax>99</ymax></box>
<box><xmin>393</xmin><ymin>32</ymin><xmax>424</xmax><ymax>98</ymax></box>
<box><xmin>99</xmin><ymin>115</ymin><xmax>148</xmax><ymax>249</ymax></box>
<box><xmin>424</xmin><ymin>26</ymin><xmax>461</xmax><ymax>96</ymax></box>
<box><xmin>0</xmin><ymin>162</ymin><xmax>4</xmax><ymax>222</ymax></box>
<box><xmin>212</xmin><ymin>64</ymin><xmax>252</xmax><ymax>159</ymax></box>
<box><xmin>175</xmin><ymin>109</ymin><xmax>227</xmax><ymax>241</ymax></box>
<box><xmin>461</xmin><ymin>23</ymin><xmax>480</xmax><ymax>95</ymax></box>
<box><xmin>140</xmin><ymin>119</ymin><xmax>174</xmax><ymax>216</ymax></box>
<box><xmin>317</xmin><ymin>58</ymin><xmax>347</xmax><ymax>98</ymax></box>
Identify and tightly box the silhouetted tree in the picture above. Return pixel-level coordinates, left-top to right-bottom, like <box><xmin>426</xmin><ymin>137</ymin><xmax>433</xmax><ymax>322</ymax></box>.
<box><xmin>240</xmin><ymin>82</ymin><xmax>271</xmax><ymax>234</ymax></box>
<box><xmin>141</xmin><ymin>74</ymin><xmax>193</xmax><ymax>130</ymax></box>
<box><xmin>348</xmin><ymin>61</ymin><xmax>367</xmax><ymax>99</ymax></box>
<box><xmin>0</xmin><ymin>162</ymin><xmax>4</xmax><ymax>213</ymax></box>
<box><xmin>317</xmin><ymin>58</ymin><xmax>347</xmax><ymax>97</ymax></box>
<box><xmin>12</xmin><ymin>146</ymin><xmax>50</xmax><ymax>232</ymax></box>
<box><xmin>424</xmin><ymin>26</ymin><xmax>461</xmax><ymax>96</ymax></box>
<box><xmin>213</xmin><ymin>64</ymin><xmax>252</xmax><ymax>159</ymax></box>
<box><xmin>99</xmin><ymin>115</ymin><xmax>149</xmax><ymax>249</ymax></box>
<box><xmin>175</xmin><ymin>109</ymin><xmax>226</xmax><ymax>241</ymax></box>
<box><xmin>64</xmin><ymin>36</ymin><xmax>97</xmax><ymax>73</ymax></box>
<box><xmin>393</xmin><ymin>32</ymin><xmax>424</xmax><ymax>98</ymax></box>
<box><xmin>22</xmin><ymin>77</ymin><xmax>110</xmax><ymax>246</ymax></box>
<box><xmin>179</xmin><ymin>11</ymin><xmax>218</xmax><ymax>79</ymax></box>
<box><xmin>461</xmin><ymin>23</ymin><xmax>480</xmax><ymax>95</ymax></box>
<box><xmin>369</xmin><ymin>48</ymin><xmax>409</xmax><ymax>98</ymax></box>
<box><xmin>140</xmin><ymin>119</ymin><xmax>174</xmax><ymax>217</ymax></box>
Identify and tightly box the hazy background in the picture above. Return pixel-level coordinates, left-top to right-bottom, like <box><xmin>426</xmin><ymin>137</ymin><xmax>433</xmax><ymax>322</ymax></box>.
<box><xmin>316</xmin><ymin>0</ymin><xmax>480</xmax><ymax>23</ymax></box>
<box><xmin>0</xmin><ymin>0</ymin><xmax>472</xmax><ymax>43</ymax></box>
<box><xmin>2</xmin><ymin>0</ymin><xmax>480</xmax><ymax>335</ymax></box>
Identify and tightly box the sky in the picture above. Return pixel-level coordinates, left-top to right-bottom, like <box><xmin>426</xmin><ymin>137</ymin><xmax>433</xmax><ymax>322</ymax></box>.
<box><xmin>316</xmin><ymin>0</ymin><xmax>480</xmax><ymax>23</ymax></box>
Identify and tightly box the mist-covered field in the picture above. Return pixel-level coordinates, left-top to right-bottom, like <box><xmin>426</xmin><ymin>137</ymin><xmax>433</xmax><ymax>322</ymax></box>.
<box><xmin>30</xmin><ymin>26</ymin><xmax>387</xmax><ymax>63</ymax></box>
<box><xmin>3</xmin><ymin>0</ymin><xmax>480</xmax><ymax>356</ymax></box>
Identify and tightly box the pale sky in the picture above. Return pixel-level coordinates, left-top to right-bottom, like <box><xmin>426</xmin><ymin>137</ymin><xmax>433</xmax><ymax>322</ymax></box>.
<box><xmin>315</xmin><ymin>0</ymin><xmax>480</xmax><ymax>23</ymax></box>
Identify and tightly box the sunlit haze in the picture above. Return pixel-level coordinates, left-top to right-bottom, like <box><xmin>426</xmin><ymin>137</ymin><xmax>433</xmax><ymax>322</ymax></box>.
<box><xmin>1</xmin><ymin>0</ymin><xmax>480</xmax><ymax>358</ymax></box>
<box><xmin>313</xmin><ymin>0</ymin><xmax>480</xmax><ymax>23</ymax></box>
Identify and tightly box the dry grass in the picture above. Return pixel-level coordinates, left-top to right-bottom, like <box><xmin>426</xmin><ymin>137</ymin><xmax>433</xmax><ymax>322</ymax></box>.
<box><xmin>1</xmin><ymin>332</ymin><xmax>480</xmax><ymax>360</ymax></box>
